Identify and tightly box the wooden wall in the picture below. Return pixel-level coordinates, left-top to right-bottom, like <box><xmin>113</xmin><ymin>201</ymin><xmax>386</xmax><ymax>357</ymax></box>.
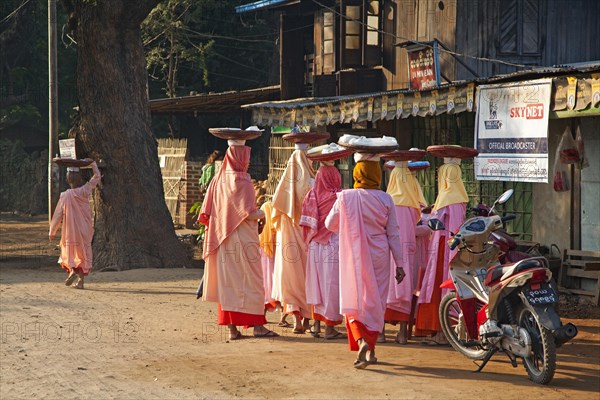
<box><xmin>455</xmin><ymin>0</ymin><xmax>600</xmax><ymax>80</ymax></box>
<box><xmin>383</xmin><ymin>0</ymin><xmax>457</xmax><ymax>90</ymax></box>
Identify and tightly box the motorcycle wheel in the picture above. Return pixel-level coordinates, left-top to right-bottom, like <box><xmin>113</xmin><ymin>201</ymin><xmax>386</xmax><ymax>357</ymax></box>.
<box><xmin>439</xmin><ymin>291</ymin><xmax>486</xmax><ymax>360</ymax></box>
<box><xmin>518</xmin><ymin>306</ymin><xmax>556</xmax><ymax>384</ymax></box>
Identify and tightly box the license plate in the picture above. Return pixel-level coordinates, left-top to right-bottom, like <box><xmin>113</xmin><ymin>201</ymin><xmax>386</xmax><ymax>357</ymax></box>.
<box><xmin>525</xmin><ymin>285</ymin><xmax>557</xmax><ymax>305</ymax></box>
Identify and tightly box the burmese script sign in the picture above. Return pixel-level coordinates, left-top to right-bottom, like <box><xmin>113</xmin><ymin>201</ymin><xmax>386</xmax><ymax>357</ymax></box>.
<box><xmin>474</xmin><ymin>79</ymin><xmax>552</xmax><ymax>183</ymax></box>
<box><xmin>407</xmin><ymin>44</ymin><xmax>440</xmax><ymax>90</ymax></box>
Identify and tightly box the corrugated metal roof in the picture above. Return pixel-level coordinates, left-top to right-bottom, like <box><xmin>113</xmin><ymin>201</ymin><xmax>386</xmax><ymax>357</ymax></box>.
<box><xmin>149</xmin><ymin>85</ymin><xmax>280</xmax><ymax>115</ymax></box>
<box><xmin>242</xmin><ymin>64</ymin><xmax>600</xmax><ymax>110</ymax></box>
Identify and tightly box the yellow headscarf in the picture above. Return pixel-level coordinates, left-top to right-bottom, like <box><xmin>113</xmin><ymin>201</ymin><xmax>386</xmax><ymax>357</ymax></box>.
<box><xmin>259</xmin><ymin>201</ymin><xmax>275</xmax><ymax>258</ymax></box>
<box><xmin>386</xmin><ymin>162</ymin><xmax>422</xmax><ymax>210</ymax></box>
<box><xmin>353</xmin><ymin>161</ymin><xmax>381</xmax><ymax>189</ymax></box>
<box><xmin>433</xmin><ymin>161</ymin><xmax>469</xmax><ymax>211</ymax></box>
<box><xmin>412</xmin><ymin>171</ymin><xmax>428</xmax><ymax>207</ymax></box>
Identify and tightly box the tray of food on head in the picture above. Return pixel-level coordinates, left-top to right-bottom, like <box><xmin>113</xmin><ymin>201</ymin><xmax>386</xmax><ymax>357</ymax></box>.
<box><xmin>52</xmin><ymin>158</ymin><xmax>94</xmax><ymax>168</ymax></box>
<box><xmin>282</xmin><ymin>131</ymin><xmax>330</xmax><ymax>144</ymax></box>
<box><xmin>426</xmin><ymin>145</ymin><xmax>479</xmax><ymax>159</ymax></box>
<box><xmin>208</xmin><ymin>126</ymin><xmax>264</xmax><ymax>140</ymax></box>
<box><xmin>306</xmin><ymin>143</ymin><xmax>354</xmax><ymax>161</ymax></box>
<box><xmin>380</xmin><ymin>148</ymin><xmax>427</xmax><ymax>161</ymax></box>
<box><xmin>337</xmin><ymin>134</ymin><xmax>399</xmax><ymax>153</ymax></box>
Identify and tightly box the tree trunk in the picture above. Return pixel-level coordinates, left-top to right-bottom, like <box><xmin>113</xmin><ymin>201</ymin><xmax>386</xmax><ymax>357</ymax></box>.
<box><xmin>72</xmin><ymin>0</ymin><xmax>188</xmax><ymax>270</ymax></box>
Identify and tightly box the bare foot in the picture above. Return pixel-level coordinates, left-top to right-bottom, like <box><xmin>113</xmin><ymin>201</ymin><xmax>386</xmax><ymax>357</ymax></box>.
<box><xmin>354</xmin><ymin>339</ymin><xmax>370</xmax><ymax>369</ymax></box>
<box><xmin>71</xmin><ymin>279</ymin><xmax>84</xmax><ymax>289</ymax></box>
<box><xmin>228</xmin><ymin>324</ymin><xmax>242</xmax><ymax>340</ymax></box>
<box><xmin>366</xmin><ymin>349</ymin><xmax>378</xmax><ymax>364</ymax></box>
<box><xmin>395</xmin><ymin>322</ymin><xmax>408</xmax><ymax>345</ymax></box>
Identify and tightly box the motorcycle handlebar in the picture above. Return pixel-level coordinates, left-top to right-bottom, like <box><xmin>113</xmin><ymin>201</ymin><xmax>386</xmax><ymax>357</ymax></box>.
<box><xmin>501</xmin><ymin>214</ymin><xmax>517</xmax><ymax>223</ymax></box>
<box><xmin>449</xmin><ymin>237</ymin><xmax>461</xmax><ymax>250</ymax></box>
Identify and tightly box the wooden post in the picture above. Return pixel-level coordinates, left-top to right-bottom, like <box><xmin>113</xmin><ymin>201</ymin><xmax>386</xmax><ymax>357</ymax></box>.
<box><xmin>48</xmin><ymin>0</ymin><xmax>59</xmax><ymax>223</ymax></box>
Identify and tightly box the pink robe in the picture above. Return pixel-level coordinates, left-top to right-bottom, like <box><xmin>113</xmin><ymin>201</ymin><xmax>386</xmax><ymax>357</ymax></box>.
<box><xmin>386</xmin><ymin>206</ymin><xmax>419</xmax><ymax>315</ymax></box>
<box><xmin>271</xmin><ymin>150</ymin><xmax>315</xmax><ymax>318</ymax></box>
<box><xmin>325</xmin><ymin>189</ymin><xmax>404</xmax><ymax>333</ymax></box>
<box><xmin>418</xmin><ymin>204</ymin><xmax>466</xmax><ymax>304</ymax></box>
<box><xmin>260</xmin><ymin>248</ymin><xmax>277</xmax><ymax>309</ymax></box>
<box><xmin>49</xmin><ymin>162</ymin><xmax>101</xmax><ymax>275</ymax></box>
<box><xmin>305</xmin><ymin>235</ymin><xmax>342</xmax><ymax>323</ymax></box>
<box><xmin>414</xmin><ymin>212</ymin><xmax>432</xmax><ymax>292</ymax></box>
<box><xmin>300</xmin><ymin>165</ymin><xmax>343</xmax><ymax>324</ymax></box>
<box><xmin>200</xmin><ymin>146</ymin><xmax>266</xmax><ymax>321</ymax></box>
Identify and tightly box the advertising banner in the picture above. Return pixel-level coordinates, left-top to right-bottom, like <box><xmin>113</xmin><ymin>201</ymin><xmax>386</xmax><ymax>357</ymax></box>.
<box><xmin>474</xmin><ymin>79</ymin><xmax>552</xmax><ymax>183</ymax></box>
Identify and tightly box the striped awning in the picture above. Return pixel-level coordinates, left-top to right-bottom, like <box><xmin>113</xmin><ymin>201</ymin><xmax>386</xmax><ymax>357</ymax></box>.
<box><xmin>242</xmin><ymin>69</ymin><xmax>600</xmax><ymax>127</ymax></box>
<box><xmin>242</xmin><ymin>83</ymin><xmax>476</xmax><ymax>127</ymax></box>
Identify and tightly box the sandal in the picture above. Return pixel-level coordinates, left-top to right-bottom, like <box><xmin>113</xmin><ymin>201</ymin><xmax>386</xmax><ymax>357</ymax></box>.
<box><xmin>65</xmin><ymin>273</ymin><xmax>78</xmax><ymax>286</ymax></box>
<box><xmin>229</xmin><ymin>331</ymin><xmax>244</xmax><ymax>341</ymax></box>
<box><xmin>325</xmin><ymin>331</ymin><xmax>347</xmax><ymax>340</ymax></box>
<box><xmin>292</xmin><ymin>328</ymin><xmax>306</xmax><ymax>334</ymax></box>
<box><xmin>277</xmin><ymin>321</ymin><xmax>293</xmax><ymax>328</ymax></box>
<box><xmin>71</xmin><ymin>280</ymin><xmax>84</xmax><ymax>290</ymax></box>
<box><xmin>254</xmin><ymin>330</ymin><xmax>279</xmax><ymax>338</ymax></box>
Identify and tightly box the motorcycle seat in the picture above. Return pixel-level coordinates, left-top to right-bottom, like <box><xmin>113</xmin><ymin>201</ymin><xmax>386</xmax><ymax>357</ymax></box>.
<box><xmin>484</xmin><ymin>258</ymin><xmax>546</xmax><ymax>286</ymax></box>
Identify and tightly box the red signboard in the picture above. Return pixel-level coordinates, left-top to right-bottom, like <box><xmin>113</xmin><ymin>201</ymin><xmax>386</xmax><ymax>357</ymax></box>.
<box><xmin>407</xmin><ymin>45</ymin><xmax>439</xmax><ymax>90</ymax></box>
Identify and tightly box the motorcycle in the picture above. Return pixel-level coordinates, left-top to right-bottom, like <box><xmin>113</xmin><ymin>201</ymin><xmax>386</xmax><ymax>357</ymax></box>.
<box><xmin>428</xmin><ymin>189</ymin><xmax>577</xmax><ymax>385</ymax></box>
<box><xmin>470</xmin><ymin>203</ymin><xmax>533</xmax><ymax>264</ymax></box>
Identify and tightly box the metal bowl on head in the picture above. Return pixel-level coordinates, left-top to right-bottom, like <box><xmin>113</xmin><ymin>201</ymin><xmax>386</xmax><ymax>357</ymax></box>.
<box><xmin>426</xmin><ymin>145</ymin><xmax>479</xmax><ymax>159</ymax></box>
<box><xmin>408</xmin><ymin>161</ymin><xmax>430</xmax><ymax>171</ymax></box>
<box><xmin>208</xmin><ymin>127</ymin><xmax>263</xmax><ymax>141</ymax></box>
<box><xmin>282</xmin><ymin>132</ymin><xmax>330</xmax><ymax>144</ymax></box>
<box><xmin>380</xmin><ymin>149</ymin><xmax>427</xmax><ymax>161</ymax></box>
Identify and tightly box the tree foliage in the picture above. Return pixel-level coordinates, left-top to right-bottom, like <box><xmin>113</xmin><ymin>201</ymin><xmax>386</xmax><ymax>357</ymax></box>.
<box><xmin>142</xmin><ymin>0</ymin><xmax>278</xmax><ymax>99</ymax></box>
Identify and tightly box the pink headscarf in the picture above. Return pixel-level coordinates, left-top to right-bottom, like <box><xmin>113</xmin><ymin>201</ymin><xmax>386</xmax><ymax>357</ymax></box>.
<box><xmin>300</xmin><ymin>165</ymin><xmax>341</xmax><ymax>245</ymax></box>
<box><xmin>199</xmin><ymin>146</ymin><xmax>256</xmax><ymax>257</ymax></box>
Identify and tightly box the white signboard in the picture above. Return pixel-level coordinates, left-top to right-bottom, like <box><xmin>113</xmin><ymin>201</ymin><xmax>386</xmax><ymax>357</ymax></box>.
<box><xmin>474</xmin><ymin>79</ymin><xmax>552</xmax><ymax>183</ymax></box>
<box><xmin>58</xmin><ymin>139</ymin><xmax>76</xmax><ymax>159</ymax></box>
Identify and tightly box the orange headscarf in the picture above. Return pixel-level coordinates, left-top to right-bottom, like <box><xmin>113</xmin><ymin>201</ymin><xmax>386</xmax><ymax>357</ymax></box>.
<box><xmin>353</xmin><ymin>161</ymin><xmax>381</xmax><ymax>189</ymax></box>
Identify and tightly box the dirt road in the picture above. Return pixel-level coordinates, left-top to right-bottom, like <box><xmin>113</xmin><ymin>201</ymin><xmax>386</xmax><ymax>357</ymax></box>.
<box><xmin>1</xmin><ymin>214</ymin><xmax>599</xmax><ymax>399</ymax></box>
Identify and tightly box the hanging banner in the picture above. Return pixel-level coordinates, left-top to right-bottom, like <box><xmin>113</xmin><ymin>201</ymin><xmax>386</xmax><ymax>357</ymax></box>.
<box><xmin>474</xmin><ymin>79</ymin><xmax>552</xmax><ymax>183</ymax></box>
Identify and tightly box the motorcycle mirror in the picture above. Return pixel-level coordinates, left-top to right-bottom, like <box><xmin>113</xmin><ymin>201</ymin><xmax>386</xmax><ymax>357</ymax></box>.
<box><xmin>497</xmin><ymin>189</ymin><xmax>514</xmax><ymax>205</ymax></box>
<box><xmin>428</xmin><ymin>218</ymin><xmax>446</xmax><ymax>231</ymax></box>
<box><xmin>489</xmin><ymin>189</ymin><xmax>514</xmax><ymax>215</ymax></box>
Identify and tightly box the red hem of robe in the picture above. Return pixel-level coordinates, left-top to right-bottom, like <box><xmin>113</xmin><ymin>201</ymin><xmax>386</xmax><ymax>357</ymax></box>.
<box><xmin>384</xmin><ymin>308</ymin><xmax>410</xmax><ymax>323</ymax></box>
<box><xmin>217</xmin><ymin>305</ymin><xmax>267</xmax><ymax>326</ymax></box>
<box><xmin>346</xmin><ymin>319</ymin><xmax>378</xmax><ymax>352</ymax></box>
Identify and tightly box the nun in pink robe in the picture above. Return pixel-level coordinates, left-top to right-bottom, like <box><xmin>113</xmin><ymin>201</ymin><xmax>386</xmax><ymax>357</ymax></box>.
<box><xmin>383</xmin><ymin>161</ymin><xmax>422</xmax><ymax>344</ymax></box>
<box><xmin>199</xmin><ymin>143</ymin><xmax>277</xmax><ymax>340</ymax></box>
<box><xmin>271</xmin><ymin>145</ymin><xmax>315</xmax><ymax>332</ymax></box>
<box><xmin>300</xmin><ymin>162</ymin><xmax>345</xmax><ymax>339</ymax></box>
<box><xmin>415</xmin><ymin>158</ymin><xmax>468</xmax><ymax>343</ymax></box>
<box><xmin>50</xmin><ymin>161</ymin><xmax>101</xmax><ymax>288</ymax></box>
<box><xmin>325</xmin><ymin>158</ymin><xmax>405</xmax><ymax>369</ymax></box>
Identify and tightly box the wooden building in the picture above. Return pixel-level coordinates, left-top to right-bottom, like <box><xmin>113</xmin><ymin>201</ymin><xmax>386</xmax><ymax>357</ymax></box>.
<box><xmin>235</xmin><ymin>0</ymin><xmax>600</xmax><ymax>263</ymax></box>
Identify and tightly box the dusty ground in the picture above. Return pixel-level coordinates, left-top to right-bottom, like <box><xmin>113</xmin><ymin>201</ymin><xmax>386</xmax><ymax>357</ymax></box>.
<box><xmin>1</xmin><ymin>214</ymin><xmax>599</xmax><ymax>399</ymax></box>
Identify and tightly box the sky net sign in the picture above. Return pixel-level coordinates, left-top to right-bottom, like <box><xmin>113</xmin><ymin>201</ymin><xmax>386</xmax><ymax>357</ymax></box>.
<box><xmin>474</xmin><ymin>79</ymin><xmax>552</xmax><ymax>183</ymax></box>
